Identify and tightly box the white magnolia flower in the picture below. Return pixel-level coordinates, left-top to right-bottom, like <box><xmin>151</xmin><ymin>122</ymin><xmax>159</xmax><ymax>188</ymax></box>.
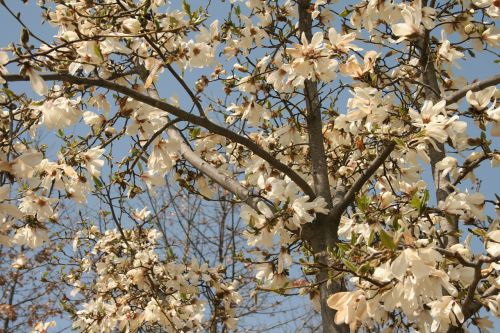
<box><xmin>0</xmin><ymin>51</ymin><xmax>9</xmax><ymax>84</ymax></box>
<box><xmin>14</xmin><ymin>226</ymin><xmax>49</xmax><ymax>248</ymax></box>
<box><xmin>291</xmin><ymin>196</ymin><xmax>329</xmax><ymax>225</ymax></box>
<box><xmin>428</xmin><ymin>296</ymin><xmax>464</xmax><ymax>332</ymax></box>
<box><xmin>435</xmin><ymin>157</ymin><xmax>458</xmax><ymax>178</ymax></box>
<box><xmin>339</xmin><ymin>51</ymin><xmax>379</xmax><ymax>79</ymax></box>
<box><xmin>327</xmin><ymin>290</ymin><xmax>370</xmax><ymax>331</ymax></box>
<box><xmin>83</xmin><ymin>111</ymin><xmax>106</xmax><ymax>130</ymax></box>
<box><xmin>139</xmin><ymin>170</ymin><xmax>166</xmax><ymax>190</ymax></box>
<box><xmin>286</xmin><ymin>31</ymin><xmax>338</xmax><ymax>86</ymax></box>
<box><xmin>466</xmin><ymin>86</ymin><xmax>496</xmax><ymax>110</ymax></box>
<box><xmin>80</xmin><ymin>147</ymin><xmax>105</xmax><ymax>177</ymax></box>
<box><xmin>486</xmin><ymin>105</ymin><xmax>500</xmax><ymax>136</ymax></box>
<box><xmin>148</xmin><ymin>139</ymin><xmax>179</xmax><ymax>172</ymax></box>
<box><xmin>0</xmin><ymin>185</ymin><xmax>22</xmax><ymax>219</ymax></box>
<box><xmin>392</xmin><ymin>5</ymin><xmax>424</xmax><ymax>40</ymax></box>
<box><xmin>409</xmin><ymin>100</ymin><xmax>463</xmax><ymax>145</ymax></box>
<box><xmin>26</xmin><ymin>67</ymin><xmax>48</xmax><ymax>96</ymax></box>
<box><xmin>328</xmin><ymin>27</ymin><xmax>362</xmax><ymax>53</ymax></box>
<box><xmin>473</xmin><ymin>0</ymin><xmax>499</xmax><ymax>18</ymax></box>
<box><xmin>31</xmin><ymin>321</ymin><xmax>56</xmax><ymax>333</ymax></box>
<box><xmin>122</xmin><ymin>18</ymin><xmax>141</xmax><ymax>34</ymax></box>
<box><xmin>19</xmin><ymin>191</ymin><xmax>57</xmax><ymax>221</ymax></box>
<box><xmin>33</xmin><ymin>97</ymin><xmax>82</xmax><ymax>129</ymax></box>
<box><xmin>131</xmin><ymin>207</ymin><xmax>151</xmax><ymax>221</ymax></box>
<box><xmin>277</xmin><ymin>247</ymin><xmax>292</xmax><ymax>273</ymax></box>
<box><xmin>185</xmin><ymin>41</ymin><xmax>215</xmax><ymax>68</ymax></box>
<box><xmin>438</xmin><ymin>31</ymin><xmax>464</xmax><ymax>64</ymax></box>
<box><xmin>486</xmin><ymin>230</ymin><xmax>500</xmax><ymax>257</ymax></box>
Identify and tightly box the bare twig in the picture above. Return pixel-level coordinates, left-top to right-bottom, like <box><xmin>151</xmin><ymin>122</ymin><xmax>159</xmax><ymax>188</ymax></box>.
<box><xmin>3</xmin><ymin>73</ymin><xmax>316</xmax><ymax>198</ymax></box>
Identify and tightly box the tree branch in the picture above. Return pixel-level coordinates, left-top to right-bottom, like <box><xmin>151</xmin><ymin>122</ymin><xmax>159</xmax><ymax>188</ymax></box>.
<box><xmin>3</xmin><ymin>73</ymin><xmax>315</xmax><ymax>198</ymax></box>
<box><xmin>129</xmin><ymin>118</ymin><xmax>180</xmax><ymax>171</ymax></box>
<box><xmin>452</xmin><ymin>153</ymin><xmax>491</xmax><ymax>186</ymax></box>
<box><xmin>179</xmin><ymin>142</ymin><xmax>270</xmax><ymax>214</ymax></box>
<box><xmin>445</xmin><ymin>74</ymin><xmax>500</xmax><ymax>105</ymax></box>
<box><xmin>329</xmin><ymin>73</ymin><xmax>500</xmax><ymax>217</ymax></box>
<box><xmin>332</xmin><ymin>143</ymin><xmax>396</xmax><ymax>217</ymax></box>
<box><xmin>298</xmin><ymin>0</ymin><xmax>333</xmax><ymax>207</ymax></box>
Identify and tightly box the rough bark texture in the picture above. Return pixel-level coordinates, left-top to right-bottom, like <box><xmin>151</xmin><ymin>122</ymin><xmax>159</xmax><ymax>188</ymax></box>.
<box><xmin>418</xmin><ymin>34</ymin><xmax>458</xmax><ymax>247</ymax></box>
<box><xmin>297</xmin><ymin>1</ymin><xmax>348</xmax><ymax>332</ymax></box>
<box><xmin>309</xmin><ymin>216</ymin><xmax>350</xmax><ymax>333</ymax></box>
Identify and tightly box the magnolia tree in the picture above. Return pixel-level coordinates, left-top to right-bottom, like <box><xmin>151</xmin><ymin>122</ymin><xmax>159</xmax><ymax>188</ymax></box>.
<box><xmin>0</xmin><ymin>0</ymin><xmax>499</xmax><ymax>332</ymax></box>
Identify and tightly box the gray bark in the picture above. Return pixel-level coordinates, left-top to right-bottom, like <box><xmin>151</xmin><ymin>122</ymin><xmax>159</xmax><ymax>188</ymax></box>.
<box><xmin>297</xmin><ymin>1</ymin><xmax>348</xmax><ymax>332</ymax></box>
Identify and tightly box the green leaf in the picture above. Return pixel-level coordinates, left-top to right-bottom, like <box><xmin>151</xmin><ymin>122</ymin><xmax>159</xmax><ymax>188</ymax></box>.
<box><xmin>356</xmin><ymin>194</ymin><xmax>371</xmax><ymax>212</ymax></box>
<box><xmin>410</xmin><ymin>193</ymin><xmax>421</xmax><ymax>210</ymax></box>
<box><xmin>392</xmin><ymin>215</ymin><xmax>400</xmax><ymax>230</ymax></box>
<box><xmin>380</xmin><ymin>229</ymin><xmax>396</xmax><ymax>250</ymax></box>
<box><xmin>190</xmin><ymin>127</ymin><xmax>201</xmax><ymax>139</ymax></box>
<box><xmin>93</xmin><ymin>43</ymin><xmax>104</xmax><ymax>60</ymax></box>
<box><xmin>342</xmin><ymin>259</ymin><xmax>357</xmax><ymax>272</ymax></box>
<box><xmin>410</xmin><ymin>190</ymin><xmax>429</xmax><ymax>214</ymax></box>
<box><xmin>469</xmin><ymin>228</ymin><xmax>487</xmax><ymax>238</ymax></box>
<box><xmin>336</xmin><ymin>243</ymin><xmax>350</xmax><ymax>254</ymax></box>
<box><xmin>248</xmin><ymin>215</ymin><xmax>256</xmax><ymax>229</ymax></box>
<box><xmin>418</xmin><ymin>190</ymin><xmax>429</xmax><ymax>213</ymax></box>
<box><xmin>359</xmin><ymin>263</ymin><xmax>371</xmax><ymax>274</ymax></box>
<box><xmin>339</xmin><ymin>8</ymin><xmax>351</xmax><ymax>17</ymax></box>
<box><xmin>93</xmin><ymin>176</ymin><xmax>103</xmax><ymax>189</ymax></box>
<box><xmin>368</xmin><ymin>230</ymin><xmax>375</xmax><ymax>246</ymax></box>
<box><xmin>350</xmin><ymin>231</ymin><xmax>358</xmax><ymax>245</ymax></box>
<box><xmin>422</xmin><ymin>190</ymin><xmax>429</xmax><ymax>205</ymax></box>
<box><xmin>182</xmin><ymin>0</ymin><xmax>191</xmax><ymax>16</ymax></box>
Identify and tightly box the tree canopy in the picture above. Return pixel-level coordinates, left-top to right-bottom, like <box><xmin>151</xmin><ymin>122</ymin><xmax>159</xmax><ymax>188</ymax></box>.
<box><xmin>0</xmin><ymin>0</ymin><xmax>499</xmax><ymax>332</ymax></box>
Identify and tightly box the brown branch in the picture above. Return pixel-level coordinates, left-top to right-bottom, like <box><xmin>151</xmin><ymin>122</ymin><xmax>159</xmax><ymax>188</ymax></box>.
<box><xmin>2</xmin><ymin>73</ymin><xmax>315</xmax><ymax>198</ymax></box>
<box><xmin>437</xmin><ymin>248</ymin><xmax>500</xmax><ymax>319</ymax></box>
<box><xmin>418</xmin><ymin>31</ymin><xmax>458</xmax><ymax>247</ymax></box>
<box><xmin>129</xmin><ymin>118</ymin><xmax>180</xmax><ymax>171</ymax></box>
<box><xmin>297</xmin><ymin>2</ymin><xmax>348</xmax><ymax>333</ymax></box>
<box><xmin>436</xmin><ymin>248</ymin><xmax>477</xmax><ymax>267</ymax></box>
<box><xmin>461</xmin><ymin>285</ymin><xmax>498</xmax><ymax>319</ymax></box>
<box><xmin>332</xmin><ymin>142</ymin><xmax>396</xmax><ymax>217</ymax></box>
<box><xmin>133</xmin><ymin>65</ymin><xmax>275</xmax><ymax>217</ymax></box>
<box><xmin>142</xmin><ymin>34</ymin><xmax>206</xmax><ymax>118</ymax></box>
<box><xmin>329</xmin><ymin>73</ymin><xmax>500</xmax><ymax>217</ymax></box>
<box><xmin>452</xmin><ymin>153</ymin><xmax>491</xmax><ymax>186</ymax></box>
<box><xmin>445</xmin><ymin>74</ymin><xmax>500</xmax><ymax>105</ymax></box>
<box><xmin>298</xmin><ymin>0</ymin><xmax>333</xmax><ymax>207</ymax></box>
<box><xmin>179</xmin><ymin>143</ymin><xmax>272</xmax><ymax>215</ymax></box>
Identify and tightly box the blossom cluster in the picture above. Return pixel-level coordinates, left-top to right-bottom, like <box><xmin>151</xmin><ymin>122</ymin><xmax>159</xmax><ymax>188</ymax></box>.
<box><xmin>0</xmin><ymin>0</ymin><xmax>498</xmax><ymax>332</ymax></box>
<box><xmin>69</xmin><ymin>227</ymin><xmax>241</xmax><ymax>332</ymax></box>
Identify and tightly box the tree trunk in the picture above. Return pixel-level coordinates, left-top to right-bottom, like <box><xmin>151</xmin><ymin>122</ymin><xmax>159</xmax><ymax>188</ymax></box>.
<box><xmin>296</xmin><ymin>2</ymin><xmax>349</xmax><ymax>332</ymax></box>
<box><xmin>309</xmin><ymin>216</ymin><xmax>350</xmax><ymax>333</ymax></box>
<box><xmin>419</xmin><ymin>12</ymin><xmax>461</xmax><ymax>333</ymax></box>
<box><xmin>418</xmin><ymin>34</ymin><xmax>458</xmax><ymax>247</ymax></box>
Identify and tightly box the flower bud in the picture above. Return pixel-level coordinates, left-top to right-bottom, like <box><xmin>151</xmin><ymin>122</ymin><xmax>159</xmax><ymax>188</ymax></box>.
<box><xmin>122</xmin><ymin>18</ymin><xmax>141</xmax><ymax>34</ymax></box>
<box><xmin>464</xmin><ymin>24</ymin><xmax>475</xmax><ymax>34</ymax></box>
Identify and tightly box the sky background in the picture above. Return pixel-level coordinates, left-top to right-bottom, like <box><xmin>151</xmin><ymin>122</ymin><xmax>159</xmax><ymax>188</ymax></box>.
<box><xmin>0</xmin><ymin>0</ymin><xmax>498</xmax><ymax>332</ymax></box>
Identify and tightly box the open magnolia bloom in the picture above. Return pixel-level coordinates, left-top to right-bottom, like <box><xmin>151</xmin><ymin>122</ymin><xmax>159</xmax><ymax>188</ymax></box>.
<box><xmin>71</xmin><ymin>228</ymin><xmax>241</xmax><ymax>333</ymax></box>
<box><xmin>0</xmin><ymin>0</ymin><xmax>499</xmax><ymax>332</ymax></box>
